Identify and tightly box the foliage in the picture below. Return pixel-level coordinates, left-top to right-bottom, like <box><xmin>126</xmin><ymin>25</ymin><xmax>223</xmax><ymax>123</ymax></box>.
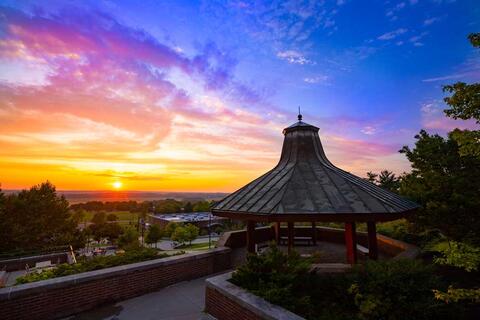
<box><xmin>231</xmin><ymin>247</ymin><xmax>454</xmax><ymax>320</ymax></box>
<box><xmin>231</xmin><ymin>245</ymin><xmax>312</xmax><ymax>316</ymax></box>
<box><xmin>433</xmin><ymin>287</ymin><xmax>480</xmax><ymax>304</ymax></box>
<box><xmin>171</xmin><ymin>223</ymin><xmax>199</xmax><ymax>246</ymax></box>
<box><xmin>0</xmin><ymin>182</ymin><xmax>79</xmax><ymax>252</ymax></box>
<box><xmin>106</xmin><ymin>213</ymin><xmax>118</xmax><ymax>221</ymax></box>
<box><xmin>193</xmin><ymin>200</ymin><xmax>211</xmax><ymax>212</ymax></box>
<box><xmin>434</xmin><ymin>241</ymin><xmax>480</xmax><ymax>272</ymax></box>
<box><xmin>164</xmin><ymin>221</ymin><xmax>180</xmax><ymax>237</ymax></box>
<box><xmin>91</xmin><ymin>211</ymin><xmax>107</xmax><ymax>224</ymax></box>
<box><xmin>145</xmin><ymin>224</ymin><xmax>163</xmax><ymax>248</ymax></box>
<box><xmin>15</xmin><ymin>247</ymin><xmax>181</xmax><ymax>285</ymax></box>
<box><xmin>348</xmin><ymin>259</ymin><xmax>446</xmax><ymax>320</ymax></box>
<box><xmin>432</xmin><ymin>241</ymin><xmax>480</xmax><ymax>305</ymax></box>
<box><xmin>171</xmin><ymin>225</ymin><xmax>188</xmax><ymax>245</ymax></box>
<box><xmin>117</xmin><ymin>227</ymin><xmax>139</xmax><ymax>249</ymax></box>
<box><xmin>399</xmin><ymin>130</ymin><xmax>480</xmax><ymax>243</ymax></box>
<box><xmin>184</xmin><ymin>224</ymin><xmax>199</xmax><ymax>245</ymax></box>
<box><xmin>365</xmin><ymin>170</ymin><xmax>400</xmax><ymax>192</ymax></box>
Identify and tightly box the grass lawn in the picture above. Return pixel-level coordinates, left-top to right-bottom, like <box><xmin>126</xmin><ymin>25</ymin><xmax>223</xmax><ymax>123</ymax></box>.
<box><xmin>177</xmin><ymin>241</ymin><xmax>217</xmax><ymax>251</ymax></box>
<box><xmin>82</xmin><ymin>211</ymin><xmax>140</xmax><ymax>223</ymax></box>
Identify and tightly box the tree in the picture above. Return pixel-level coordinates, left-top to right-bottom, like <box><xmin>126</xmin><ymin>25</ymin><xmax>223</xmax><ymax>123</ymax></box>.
<box><xmin>442</xmin><ymin>32</ymin><xmax>480</xmax><ymax>159</ymax></box>
<box><xmin>117</xmin><ymin>227</ymin><xmax>140</xmax><ymax>250</ymax></box>
<box><xmin>399</xmin><ymin>130</ymin><xmax>480</xmax><ymax>243</ymax></box>
<box><xmin>106</xmin><ymin>213</ymin><xmax>118</xmax><ymax>222</ymax></box>
<box><xmin>184</xmin><ymin>201</ymin><xmax>194</xmax><ymax>212</ymax></box>
<box><xmin>193</xmin><ymin>201</ymin><xmax>210</xmax><ymax>212</ymax></box>
<box><xmin>91</xmin><ymin>211</ymin><xmax>107</xmax><ymax>225</ymax></box>
<box><xmin>145</xmin><ymin>224</ymin><xmax>163</xmax><ymax>248</ymax></box>
<box><xmin>171</xmin><ymin>226</ymin><xmax>188</xmax><ymax>246</ymax></box>
<box><xmin>184</xmin><ymin>224</ymin><xmax>199</xmax><ymax>245</ymax></box>
<box><xmin>0</xmin><ymin>182</ymin><xmax>79</xmax><ymax>252</ymax></box>
<box><xmin>365</xmin><ymin>170</ymin><xmax>400</xmax><ymax>192</ymax></box>
<box><xmin>72</xmin><ymin>209</ymin><xmax>86</xmax><ymax>225</ymax></box>
<box><xmin>366</xmin><ymin>171</ymin><xmax>378</xmax><ymax>183</ymax></box>
<box><xmin>164</xmin><ymin>221</ymin><xmax>180</xmax><ymax>237</ymax></box>
<box><xmin>377</xmin><ymin>170</ymin><xmax>400</xmax><ymax>192</ymax></box>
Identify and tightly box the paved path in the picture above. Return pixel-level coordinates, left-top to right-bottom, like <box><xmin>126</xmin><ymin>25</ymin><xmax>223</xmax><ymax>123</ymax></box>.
<box><xmin>64</xmin><ymin>273</ymin><xmax>225</xmax><ymax>320</ymax></box>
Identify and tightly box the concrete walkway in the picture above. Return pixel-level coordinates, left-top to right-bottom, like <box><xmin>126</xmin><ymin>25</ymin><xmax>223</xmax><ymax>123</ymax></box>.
<box><xmin>64</xmin><ymin>273</ymin><xmax>224</xmax><ymax>320</ymax></box>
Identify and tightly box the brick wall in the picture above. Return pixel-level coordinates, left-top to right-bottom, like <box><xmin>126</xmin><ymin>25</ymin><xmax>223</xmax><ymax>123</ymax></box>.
<box><xmin>0</xmin><ymin>248</ymin><xmax>231</xmax><ymax>320</ymax></box>
<box><xmin>206</xmin><ymin>286</ymin><xmax>263</xmax><ymax>320</ymax></box>
<box><xmin>205</xmin><ymin>272</ymin><xmax>304</xmax><ymax>320</ymax></box>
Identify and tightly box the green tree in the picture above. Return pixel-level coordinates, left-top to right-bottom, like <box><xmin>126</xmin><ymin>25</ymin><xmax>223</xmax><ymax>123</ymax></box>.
<box><xmin>91</xmin><ymin>211</ymin><xmax>107</xmax><ymax>225</ymax></box>
<box><xmin>366</xmin><ymin>171</ymin><xmax>378</xmax><ymax>183</ymax></box>
<box><xmin>184</xmin><ymin>201</ymin><xmax>194</xmax><ymax>212</ymax></box>
<box><xmin>106</xmin><ymin>213</ymin><xmax>118</xmax><ymax>222</ymax></box>
<box><xmin>164</xmin><ymin>221</ymin><xmax>180</xmax><ymax>237</ymax></box>
<box><xmin>0</xmin><ymin>182</ymin><xmax>78</xmax><ymax>252</ymax></box>
<box><xmin>442</xmin><ymin>33</ymin><xmax>480</xmax><ymax>159</ymax></box>
<box><xmin>365</xmin><ymin>170</ymin><xmax>400</xmax><ymax>192</ymax></box>
<box><xmin>184</xmin><ymin>224</ymin><xmax>199</xmax><ymax>245</ymax></box>
<box><xmin>117</xmin><ymin>227</ymin><xmax>140</xmax><ymax>250</ymax></box>
<box><xmin>171</xmin><ymin>226</ymin><xmax>188</xmax><ymax>246</ymax></box>
<box><xmin>193</xmin><ymin>201</ymin><xmax>210</xmax><ymax>212</ymax></box>
<box><xmin>145</xmin><ymin>224</ymin><xmax>163</xmax><ymax>248</ymax></box>
<box><xmin>400</xmin><ymin>130</ymin><xmax>480</xmax><ymax>243</ymax></box>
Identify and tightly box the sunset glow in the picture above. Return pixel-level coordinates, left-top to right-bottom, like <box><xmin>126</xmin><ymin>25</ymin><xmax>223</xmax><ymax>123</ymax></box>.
<box><xmin>112</xmin><ymin>181</ymin><xmax>123</xmax><ymax>190</ymax></box>
<box><xmin>0</xmin><ymin>1</ymin><xmax>478</xmax><ymax>192</ymax></box>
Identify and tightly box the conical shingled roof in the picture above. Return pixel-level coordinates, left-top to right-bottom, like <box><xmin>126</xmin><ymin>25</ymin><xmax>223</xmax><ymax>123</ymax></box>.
<box><xmin>212</xmin><ymin>116</ymin><xmax>419</xmax><ymax>220</ymax></box>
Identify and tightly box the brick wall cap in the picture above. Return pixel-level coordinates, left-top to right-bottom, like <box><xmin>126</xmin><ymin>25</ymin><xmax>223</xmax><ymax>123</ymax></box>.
<box><xmin>206</xmin><ymin>272</ymin><xmax>305</xmax><ymax>320</ymax></box>
<box><xmin>0</xmin><ymin>247</ymin><xmax>231</xmax><ymax>301</ymax></box>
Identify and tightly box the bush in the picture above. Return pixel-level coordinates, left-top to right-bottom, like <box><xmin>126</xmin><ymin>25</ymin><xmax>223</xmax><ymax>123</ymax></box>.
<box><xmin>348</xmin><ymin>259</ymin><xmax>452</xmax><ymax>319</ymax></box>
<box><xmin>231</xmin><ymin>246</ymin><xmax>459</xmax><ymax>320</ymax></box>
<box><xmin>15</xmin><ymin>248</ymin><xmax>183</xmax><ymax>285</ymax></box>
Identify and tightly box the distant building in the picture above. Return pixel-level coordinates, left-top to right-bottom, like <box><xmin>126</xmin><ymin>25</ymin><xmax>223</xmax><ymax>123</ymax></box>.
<box><xmin>148</xmin><ymin>212</ymin><xmax>228</xmax><ymax>231</ymax></box>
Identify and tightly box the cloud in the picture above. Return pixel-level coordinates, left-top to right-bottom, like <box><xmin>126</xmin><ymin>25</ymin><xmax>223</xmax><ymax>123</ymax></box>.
<box><xmin>420</xmin><ymin>101</ymin><xmax>478</xmax><ymax>132</ymax></box>
<box><xmin>423</xmin><ymin>17</ymin><xmax>441</xmax><ymax>26</ymax></box>
<box><xmin>377</xmin><ymin>28</ymin><xmax>408</xmax><ymax>40</ymax></box>
<box><xmin>303</xmin><ymin>75</ymin><xmax>329</xmax><ymax>84</ymax></box>
<box><xmin>277</xmin><ymin>50</ymin><xmax>312</xmax><ymax>64</ymax></box>
<box><xmin>360</xmin><ymin>126</ymin><xmax>377</xmax><ymax>135</ymax></box>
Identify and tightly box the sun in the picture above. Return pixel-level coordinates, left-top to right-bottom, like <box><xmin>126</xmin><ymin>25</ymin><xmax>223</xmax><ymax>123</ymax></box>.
<box><xmin>112</xmin><ymin>181</ymin><xmax>123</xmax><ymax>190</ymax></box>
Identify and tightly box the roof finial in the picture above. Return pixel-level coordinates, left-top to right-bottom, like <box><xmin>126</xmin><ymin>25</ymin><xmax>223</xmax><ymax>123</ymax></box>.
<box><xmin>298</xmin><ymin>106</ymin><xmax>302</xmax><ymax>121</ymax></box>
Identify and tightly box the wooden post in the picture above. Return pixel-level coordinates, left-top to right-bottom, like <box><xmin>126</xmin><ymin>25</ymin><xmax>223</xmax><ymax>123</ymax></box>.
<box><xmin>344</xmin><ymin>222</ymin><xmax>357</xmax><ymax>264</ymax></box>
<box><xmin>312</xmin><ymin>222</ymin><xmax>317</xmax><ymax>245</ymax></box>
<box><xmin>287</xmin><ymin>222</ymin><xmax>294</xmax><ymax>254</ymax></box>
<box><xmin>274</xmin><ymin>222</ymin><xmax>281</xmax><ymax>244</ymax></box>
<box><xmin>367</xmin><ymin>221</ymin><xmax>378</xmax><ymax>260</ymax></box>
<box><xmin>247</xmin><ymin>221</ymin><xmax>255</xmax><ymax>253</ymax></box>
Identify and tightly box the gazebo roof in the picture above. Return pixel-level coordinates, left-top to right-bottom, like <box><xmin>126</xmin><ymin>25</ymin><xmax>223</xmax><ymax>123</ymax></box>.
<box><xmin>212</xmin><ymin>114</ymin><xmax>419</xmax><ymax>222</ymax></box>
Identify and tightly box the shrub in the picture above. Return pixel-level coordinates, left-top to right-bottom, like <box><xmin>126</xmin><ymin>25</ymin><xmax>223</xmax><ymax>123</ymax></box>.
<box><xmin>231</xmin><ymin>246</ymin><xmax>458</xmax><ymax>320</ymax></box>
<box><xmin>15</xmin><ymin>248</ymin><xmax>183</xmax><ymax>285</ymax></box>
<box><xmin>348</xmin><ymin>259</ymin><xmax>450</xmax><ymax>320</ymax></box>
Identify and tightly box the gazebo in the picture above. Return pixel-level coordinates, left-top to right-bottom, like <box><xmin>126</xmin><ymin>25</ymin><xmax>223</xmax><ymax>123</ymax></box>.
<box><xmin>211</xmin><ymin>114</ymin><xmax>419</xmax><ymax>264</ymax></box>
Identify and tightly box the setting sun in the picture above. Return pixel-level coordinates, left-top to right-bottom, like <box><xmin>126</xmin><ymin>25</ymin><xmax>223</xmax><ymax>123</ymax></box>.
<box><xmin>112</xmin><ymin>181</ymin><xmax>123</xmax><ymax>190</ymax></box>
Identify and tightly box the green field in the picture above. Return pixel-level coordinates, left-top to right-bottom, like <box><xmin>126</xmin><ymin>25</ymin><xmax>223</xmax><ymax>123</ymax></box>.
<box><xmin>82</xmin><ymin>211</ymin><xmax>141</xmax><ymax>224</ymax></box>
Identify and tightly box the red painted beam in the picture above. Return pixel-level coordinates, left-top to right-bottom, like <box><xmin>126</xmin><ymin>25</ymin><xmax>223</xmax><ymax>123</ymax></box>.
<box><xmin>344</xmin><ymin>222</ymin><xmax>357</xmax><ymax>264</ymax></box>
<box><xmin>367</xmin><ymin>221</ymin><xmax>378</xmax><ymax>260</ymax></box>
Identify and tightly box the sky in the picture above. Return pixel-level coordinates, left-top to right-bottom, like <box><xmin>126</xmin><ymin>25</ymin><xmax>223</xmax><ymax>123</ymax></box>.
<box><xmin>0</xmin><ymin>0</ymin><xmax>479</xmax><ymax>192</ymax></box>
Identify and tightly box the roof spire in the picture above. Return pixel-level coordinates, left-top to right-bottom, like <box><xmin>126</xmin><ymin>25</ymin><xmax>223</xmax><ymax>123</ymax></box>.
<box><xmin>298</xmin><ymin>106</ymin><xmax>302</xmax><ymax>121</ymax></box>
